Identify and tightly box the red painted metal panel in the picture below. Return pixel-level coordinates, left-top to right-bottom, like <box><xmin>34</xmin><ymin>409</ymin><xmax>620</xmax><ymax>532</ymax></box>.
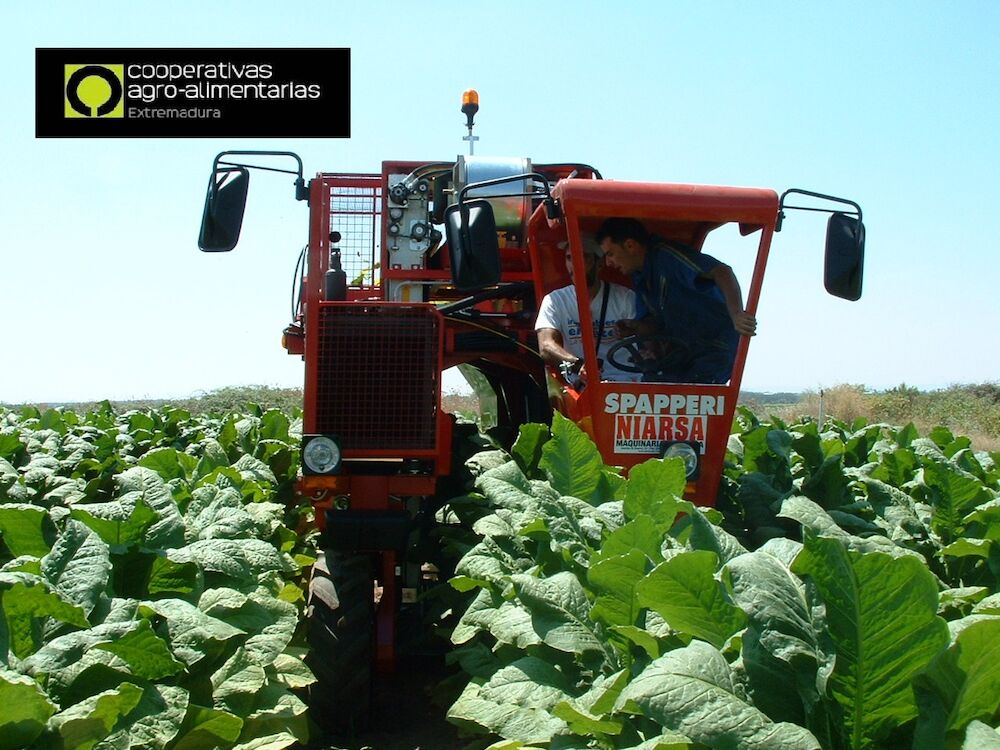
<box><xmin>555</xmin><ymin>179</ymin><xmax>779</xmax><ymax>226</ymax></box>
<box><xmin>531</xmin><ymin>178</ymin><xmax>781</xmax><ymax>506</ymax></box>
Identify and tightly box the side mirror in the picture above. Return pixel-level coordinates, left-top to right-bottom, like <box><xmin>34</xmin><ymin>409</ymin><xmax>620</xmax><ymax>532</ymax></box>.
<box><xmin>198</xmin><ymin>166</ymin><xmax>249</xmax><ymax>252</ymax></box>
<box><xmin>824</xmin><ymin>212</ymin><xmax>865</xmax><ymax>301</ymax></box>
<box><xmin>444</xmin><ymin>199</ymin><xmax>501</xmax><ymax>291</ymax></box>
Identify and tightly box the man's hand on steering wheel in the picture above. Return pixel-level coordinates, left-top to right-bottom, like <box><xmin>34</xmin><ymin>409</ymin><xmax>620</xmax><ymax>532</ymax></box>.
<box><xmin>615</xmin><ymin>317</ymin><xmax>658</xmax><ymax>338</ymax></box>
<box><xmin>605</xmin><ymin>334</ymin><xmax>691</xmax><ymax>375</ymax></box>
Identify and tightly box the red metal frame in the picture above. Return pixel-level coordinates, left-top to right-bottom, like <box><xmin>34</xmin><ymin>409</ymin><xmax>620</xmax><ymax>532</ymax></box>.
<box><xmin>296</xmin><ymin>163</ymin><xmax>782</xmax><ymax>676</ymax></box>
<box><xmin>529</xmin><ymin>179</ymin><xmax>779</xmax><ymax>504</ymax></box>
<box><xmin>300</xmin><ymin>173</ymin><xmax>454</xmax><ymax>673</ymax></box>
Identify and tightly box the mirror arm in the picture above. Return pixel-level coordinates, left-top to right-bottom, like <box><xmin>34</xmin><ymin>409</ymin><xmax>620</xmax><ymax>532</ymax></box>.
<box><xmin>457</xmin><ymin>172</ymin><xmax>561</xmax><ymax>219</ymax></box>
<box><xmin>777</xmin><ymin>188</ymin><xmax>862</xmax><ymax>231</ymax></box>
<box><xmin>211</xmin><ymin>150</ymin><xmax>308</xmax><ymax>201</ymax></box>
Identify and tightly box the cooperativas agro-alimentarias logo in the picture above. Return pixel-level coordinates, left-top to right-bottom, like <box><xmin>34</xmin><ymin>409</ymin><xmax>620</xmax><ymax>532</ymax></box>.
<box><xmin>64</xmin><ymin>64</ymin><xmax>124</xmax><ymax>118</ymax></box>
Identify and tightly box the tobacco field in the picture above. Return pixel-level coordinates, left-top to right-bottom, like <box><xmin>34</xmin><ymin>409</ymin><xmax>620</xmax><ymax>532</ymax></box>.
<box><xmin>2</xmin><ymin>402</ymin><xmax>1000</xmax><ymax>749</ymax></box>
<box><xmin>0</xmin><ymin>404</ymin><xmax>314</xmax><ymax>750</ymax></box>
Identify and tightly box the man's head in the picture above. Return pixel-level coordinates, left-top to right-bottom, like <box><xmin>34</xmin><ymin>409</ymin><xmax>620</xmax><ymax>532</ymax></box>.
<box><xmin>563</xmin><ymin>240</ymin><xmax>600</xmax><ymax>286</ymax></box>
<box><xmin>596</xmin><ymin>217</ymin><xmax>649</xmax><ymax>274</ymax></box>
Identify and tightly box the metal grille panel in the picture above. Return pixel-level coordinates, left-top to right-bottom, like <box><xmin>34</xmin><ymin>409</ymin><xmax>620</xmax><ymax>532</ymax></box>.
<box><xmin>329</xmin><ymin>179</ymin><xmax>381</xmax><ymax>288</ymax></box>
<box><xmin>315</xmin><ymin>305</ymin><xmax>439</xmax><ymax>451</ymax></box>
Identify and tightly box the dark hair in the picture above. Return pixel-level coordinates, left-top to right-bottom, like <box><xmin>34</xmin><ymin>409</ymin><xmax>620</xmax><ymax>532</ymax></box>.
<box><xmin>595</xmin><ymin>217</ymin><xmax>649</xmax><ymax>246</ymax></box>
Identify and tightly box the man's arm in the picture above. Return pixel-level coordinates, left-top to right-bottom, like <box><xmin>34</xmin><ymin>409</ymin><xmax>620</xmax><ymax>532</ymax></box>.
<box><xmin>537</xmin><ymin>328</ymin><xmax>578</xmax><ymax>367</ymax></box>
<box><xmin>537</xmin><ymin>328</ymin><xmax>590</xmax><ymax>383</ymax></box>
<box><xmin>704</xmin><ymin>263</ymin><xmax>757</xmax><ymax>336</ymax></box>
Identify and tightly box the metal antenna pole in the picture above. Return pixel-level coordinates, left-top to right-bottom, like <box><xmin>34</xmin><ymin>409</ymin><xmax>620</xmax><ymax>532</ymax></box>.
<box><xmin>464</xmin><ymin>127</ymin><xmax>478</xmax><ymax>155</ymax></box>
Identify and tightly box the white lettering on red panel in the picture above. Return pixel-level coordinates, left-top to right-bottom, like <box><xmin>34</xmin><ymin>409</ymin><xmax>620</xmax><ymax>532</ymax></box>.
<box><xmin>603</xmin><ymin>394</ymin><xmax>725</xmax><ymax>455</ymax></box>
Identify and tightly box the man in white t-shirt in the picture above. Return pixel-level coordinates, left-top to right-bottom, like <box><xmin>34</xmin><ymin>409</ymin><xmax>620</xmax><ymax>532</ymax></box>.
<box><xmin>535</xmin><ymin>241</ymin><xmax>640</xmax><ymax>384</ymax></box>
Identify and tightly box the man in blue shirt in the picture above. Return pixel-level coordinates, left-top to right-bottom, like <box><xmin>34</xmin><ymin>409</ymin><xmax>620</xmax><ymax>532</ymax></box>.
<box><xmin>596</xmin><ymin>217</ymin><xmax>757</xmax><ymax>383</ymax></box>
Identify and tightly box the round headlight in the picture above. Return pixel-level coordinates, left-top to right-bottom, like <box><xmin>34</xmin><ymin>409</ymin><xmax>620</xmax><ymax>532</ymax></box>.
<box><xmin>303</xmin><ymin>436</ymin><xmax>341</xmax><ymax>474</ymax></box>
<box><xmin>663</xmin><ymin>442</ymin><xmax>698</xmax><ymax>478</ymax></box>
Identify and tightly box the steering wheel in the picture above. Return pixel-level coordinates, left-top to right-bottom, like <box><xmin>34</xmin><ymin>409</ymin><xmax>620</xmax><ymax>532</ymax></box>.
<box><xmin>605</xmin><ymin>334</ymin><xmax>692</xmax><ymax>375</ymax></box>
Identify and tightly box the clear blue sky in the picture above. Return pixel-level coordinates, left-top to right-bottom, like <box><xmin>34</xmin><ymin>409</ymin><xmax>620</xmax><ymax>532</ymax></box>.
<box><xmin>2</xmin><ymin>1</ymin><xmax>998</xmax><ymax>403</ymax></box>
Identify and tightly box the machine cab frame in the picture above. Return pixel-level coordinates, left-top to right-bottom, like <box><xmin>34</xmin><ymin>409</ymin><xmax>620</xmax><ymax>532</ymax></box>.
<box><xmin>527</xmin><ymin>179</ymin><xmax>781</xmax><ymax>504</ymax></box>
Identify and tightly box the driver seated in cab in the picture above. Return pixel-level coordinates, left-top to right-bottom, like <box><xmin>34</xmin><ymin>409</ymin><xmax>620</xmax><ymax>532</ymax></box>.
<box><xmin>596</xmin><ymin>217</ymin><xmax>757</xmax><ymax>384</ymax></box>
<box><xmin>534</xmin><ymin>239</ymin><xmax>641</xmax><ymax>386</ymax></box>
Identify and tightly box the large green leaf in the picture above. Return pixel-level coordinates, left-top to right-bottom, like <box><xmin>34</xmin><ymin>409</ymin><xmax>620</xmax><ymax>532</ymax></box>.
<box><xmin>921</xmin><ymin>461</ymin><xmax>996</xmax><ymax>540</ymax></box>
<box><xmin>510</xmin><ymin>572</ymin><xmax>606</xmax><ymax>655</ymax></box>
<box><xmin>511</xmin><ymin>423</ymin><xmax>550</xmax><ymax>476</ymax></box>
<box><xmin>69</xmin><ymin>496</ymin><xmax>159</xmax><ymax>549</ymax></box>
<box><xmin>48</xmin><ymin>682</ymin><xmax>144</xmax><ymax>750</ymax></box>
<box><xmin>448</xmin><ymin>657</ymin><xmax>572</xmax><ymax>743</ymax></box>
<box><xmin>741</xmin><ymin>426</ymin><xmax>793</xmax><ymax>484</ymax></box>
<box><xmin>636</xmin><ymin>550</ymin><xmax>746</xmax><ymax>649</ymax></box>
<box><xmin>23</xmin><ymin>619</ymin><xmax>140</xmax><ymax>675</ymax></box>
<box><xmin>684</xmin><ymin>508</ymin><xmax>748</xmax><ymax>564</ymax></box>
<box><xmin>94</xmin><ymin>619</ymin><xmax>185</xmax><ymax>680</ymax></box>
<box><xmin>454</xmin><ymin>535</ymin><xmax>533</xmax><ymax>593</ymax></box>
<box><xmin>169</xmin><ymin>704</ymin><xmax>243</xmax><ymax>750</ymax></box>
<box><xmin>780</xmin><ymin>496</ymin><xmax>902</xmax><ymax>555</ymax></box>
<box><xmin>193</xmin><ymin>439</ymin><xmax>230</xmax><ymax>483</ymax></box>
<box><xmin>964</xmin><ymin>500</ymin><xmax>1000</xmax><ymax>540</ymax></box>
<box><xmin>243</xmin><ymin>502</ymin><xmax>287</xmax><ymax>540</ymax></box>
<box><xmin>552</xmin><ymin>669</ymin><xmax>629</xmax><ymax>736</ymax></box>
<box><xmin>870</xmin><ymin>447</ymin><xmax>919</xmax><ymax>487</ymax></box>
<box><xmin>963</xmin><ymin>721</ymin><xmax>1000</xmax><ymax>749</ymax></box>
<box><xmin>0</xmin><ymin>503</ymin><xmax>51</xmax><ymax>557</ymax></box>
<box><xmin>143</xmin><ymin>597</ymin><xmax>244</xmax><ymax>667</ymax></box>
<box><xmin>0</xmin><ymin>666</ymin><xmax>58</xmax><ymax>750</ymax></box>
<box><xmin>792</xmin><ymin>535</ymin><xmax>950</xmax><ymax>748</ymax></box>
<box><xmin>183</xmin><ymin>485</ymin><xmax>256</xmax><ymax>541</ymax></box>
<box><xmin>0</xmin><ymin>573</ymin><xmax>89</xmax><ymax>658</ymax></box>
<box><xmin>480</xmin><ymin>656</ymin><xmax>572</xmax><ymax>712</ymax></box>
<box><xmin>913</xmin><ymin>617</ymin><xmax>1000</xmax><ymax>746</ymax></box>
<box><xmin>779</xmin><ymin>496</ymin><xmax>853</xmax><ymax>541</ymax></box>
<box><xmin>138</xmin><ymin>448</ymin><xmax>198</xmax><ymax>483</ymax></box>
<box><xmin>539</xmin><ymin>413</ymin><xmax>607</xmax><ymax>504</ymax></box>
<box><xmin>589</xmin><ymin>549</ymin><xmax>648</xmax><ymax>629</ymax></box>
<box><xmin>232</xmin><ymin>454</ymin><xmax>277</xmax><ymax>486</ymax></box>
<box><xmin>476</xmin><ymin>461</ymin><xmax>541</xmax><ymax>515</ymax></box>
<box><xmin>861</xmin><ymin>477</ymin><xmax>928</xmax><ymax>544</ymax></box>
<box><xmin>623</xmin><ymin>459</ymin><xmax>686</xmax><ymax>524</ymax></box>
<box><xmin>234</xmin><ymin>682</ymin><xmax>309</xmax><ymax>747</ymax></box>
<box><xmin>147</xmin><ymin>556</ymin><xmax>202</xmax><ymax>597</ymax></box>
<box><xmin>599</xmin><ymin>515</ymin><xmax>667</xmax><ymax>564</ymax></box>
<box><xmin>167</xmin><ymin>539</ymin><xmax>294</xmax><ymax>584</ymax></box>
<box><xmin>199</xmin><ymin>589</ymin><xmax>297</xmax><ymax>666</ymax></box>
<box><xmin>533</xmin><ymin>494</ymin><xmax>608</xmax><ymax>563</ymax></box>
<box><xmin>115</xmin><ymin>467</ymin><xmax>186</xmax><ymax>549</ymax></box>
<box><xmin>267</xmin><ymin>653</ymin><xmax>315</xmax><ymax>690</ymax></box>
<box><xmin>97</xmin><ymin>683</ymin><xmax>189</xmax><ymax>750</ymax></box>
<box><xmin>616</xmin><ymin>640</ymin><xmax>821</xmax><ymax>749</ymax></box>
<box><xmin>451</xmin><ymin>587</ymin><xmax>540</xmax><ymax>648</ymax></box>
<box><xmin>211</xmin><ymin>647</ymin><xmax>268</xmax><ymax>717</ymax></box>
<box><xmin>41</xmin><ymin>519</ymin><xmax>111</xmax><ymax>615</ymax></box>
<box><xmin>726</xmin><ymin>549</ymin><xmax>834</xmax><ymax>728</ymax></box>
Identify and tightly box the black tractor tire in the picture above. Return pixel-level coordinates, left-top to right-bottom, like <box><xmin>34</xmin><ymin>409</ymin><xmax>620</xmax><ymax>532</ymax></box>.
<box><xmin>305</xmin><ymin>551</ymin><xmax>375</xmax><ymax>735</ymax></box>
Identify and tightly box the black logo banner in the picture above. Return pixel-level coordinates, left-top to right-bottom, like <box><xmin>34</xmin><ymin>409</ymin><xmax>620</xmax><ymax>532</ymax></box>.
<box><xmin>37</xmin><ymin>48</ymin><xmax>350</xmax><ymax>138</ymax></box>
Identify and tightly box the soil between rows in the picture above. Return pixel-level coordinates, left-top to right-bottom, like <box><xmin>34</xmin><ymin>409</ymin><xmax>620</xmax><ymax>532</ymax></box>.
<box><xmin>305</xmin><ymin>655</ymin><xmax>468</xmax><ymax>750</ymax></box>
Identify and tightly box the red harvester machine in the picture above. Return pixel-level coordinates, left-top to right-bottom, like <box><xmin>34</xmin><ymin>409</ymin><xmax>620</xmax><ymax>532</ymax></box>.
<box><xmin>198</xmin><ymin>90</ymin><xmax>865</xmax><ymax>728</ymax></box>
